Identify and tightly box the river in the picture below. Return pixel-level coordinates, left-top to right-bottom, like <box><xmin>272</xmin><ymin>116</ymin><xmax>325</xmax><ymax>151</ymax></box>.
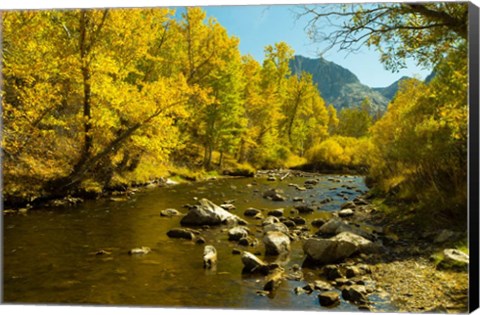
<box><xmin>3</xmin><ymin>174</ymin><xmax>393</xmax><ymax>311</ymax></box>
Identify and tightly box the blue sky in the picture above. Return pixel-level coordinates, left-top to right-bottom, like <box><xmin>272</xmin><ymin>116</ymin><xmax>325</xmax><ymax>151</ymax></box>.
<box><xmin>197</xmin><ymin>4</ymin><xmax>432</xmax><ymax>88</ymax></box>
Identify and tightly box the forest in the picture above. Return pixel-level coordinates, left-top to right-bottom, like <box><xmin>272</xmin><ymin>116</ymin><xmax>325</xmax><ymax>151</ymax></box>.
<box><xmin>1</xmin><ymin>3</ymin><xmax>468</xmax><ymax>224</ymax></box>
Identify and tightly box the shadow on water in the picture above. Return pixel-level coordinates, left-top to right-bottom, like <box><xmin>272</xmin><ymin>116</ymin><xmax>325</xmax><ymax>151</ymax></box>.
<box><xmin>3</xmin><ymin>174</ymin><xmax>394</xmax><ymax>311</ymax></box>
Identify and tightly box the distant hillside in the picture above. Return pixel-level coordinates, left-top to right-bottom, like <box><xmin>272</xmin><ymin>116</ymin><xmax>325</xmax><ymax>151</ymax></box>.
<box><xmin>289</xmin><ymin>55</ymin><xmax>392</xmax><ymax>113</ymax></box>
<box><xmin>373</xmin><ymin>76</ymin><xmax>410</xmax><ymax>100</ymax></box>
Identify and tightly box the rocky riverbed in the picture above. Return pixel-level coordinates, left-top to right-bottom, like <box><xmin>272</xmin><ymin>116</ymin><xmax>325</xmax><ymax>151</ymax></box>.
<box><xmin>158</xmin><ymin>170</ymin><xmax>470</xmax><ymax>312</ymax></box>
<box><xmin>3</xmin><ymin>170</ymin><xmax>469</xmax><ymax>311</ymax></box>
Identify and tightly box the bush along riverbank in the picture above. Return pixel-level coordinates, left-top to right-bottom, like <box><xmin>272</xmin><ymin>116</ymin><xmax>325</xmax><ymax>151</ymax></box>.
<box><xmin>2</xmin><ymin>162</ymin><xmax>256</xmax><ymax>212</ymax></box>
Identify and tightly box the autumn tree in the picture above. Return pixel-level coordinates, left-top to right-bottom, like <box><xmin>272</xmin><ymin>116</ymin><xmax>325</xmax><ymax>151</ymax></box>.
<box><xmin>281</xmin><ymin>72</ymin><xmax>328</xmax><ymax>155</ymax></box>
<box><xmin>2</xmin><ymin>8</ymin><xmax>192</xmax><ymax>198</ymax></box>
<box><xmin>369</xmin><ymin>48</ymin><xmax>468</xmax><ymax>219</ymax></box>
<box><xmin>300</xmin><ymin>2</ymin><xmax>468</xmax><ymax>71</ymax></box>
<box><xmin>173</xmin><ymin>8</ymin><xmax>247</xmax><ymax>169</ymax></box>
<box><xmin>335</xmin><ymin>98</ymin><xmax>373</xmax><ymax>138</ymax></box>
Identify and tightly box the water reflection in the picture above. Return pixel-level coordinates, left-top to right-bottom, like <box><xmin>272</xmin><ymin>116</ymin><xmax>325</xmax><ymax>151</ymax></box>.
<box><xmin>4</xmin><ymin>175</ymin><xmax>372</xmax><ymax>310</ymax></box>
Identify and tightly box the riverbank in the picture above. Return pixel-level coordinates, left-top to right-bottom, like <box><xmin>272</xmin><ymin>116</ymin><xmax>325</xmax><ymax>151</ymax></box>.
<box><xmin>344</xmin><ymin>198</ymin><xmax>469</xmax><ymax>312</ymax></box>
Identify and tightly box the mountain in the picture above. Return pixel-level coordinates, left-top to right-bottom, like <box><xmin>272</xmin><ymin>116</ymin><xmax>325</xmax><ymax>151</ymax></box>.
<box><xmin>289</xmin><ymin>55</ymin><xmax>392</xmax><ymax>113</ymax></box>
<box><xmin>373</xmin><ymin>76</ymin><xmax>410</xmax><ymax>100</ymax></box>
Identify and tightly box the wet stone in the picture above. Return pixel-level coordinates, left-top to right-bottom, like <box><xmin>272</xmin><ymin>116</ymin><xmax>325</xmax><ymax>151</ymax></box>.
<box><xmin>313</xmin><ymin>280</ymin><xmax>333</xmax><ymax>291</ymax></box>
<box><xmin>244</xmin><ymin>208</ymin><xmax>262</xmax><ymax>217</ymax></box>
<box><xmin>238</xmin><ymin>236</ymin><xmax>257</xmax><ymax>247</ymax></box>
<box><xmin>195</xmin><ymin>237</ymin><xmax>206</xmax><ymax>244</ymax></box>
<box><xmin>267</xmin><ymin>208</ymin><xmax>284</xmax><ymax>217</ymax></box>
<box><xmin>323</xmin><ymin>265</ymin><xmax>343</xmax><ymax>280</ymax></box>
<box><xmin>232</xmin><ymin>248</ymin><xmax>241</xmax><ymax>255</ymax></box>
<box><xmin>290</xmin><ymin>216</ymin><xmax>307</xmax><ymax>225</ymax></box>
<box><xmin>345</xmin><ymin>266</ymin><xmax>361</xmax><ymax>278</ymax></box>
<box><xmin>295</xmin><ymin>205</ymin><xmax>316</xmax><ymax>213</ymax></box>
<box><xmin>318</xmin><ymin>291</ymin><xmax>340</xmax><ymax>307</ymax></box>
<box><xmin>311</xmin><ymin>218</ymin><xmax>326</xmax><ymax>228</ymax></box>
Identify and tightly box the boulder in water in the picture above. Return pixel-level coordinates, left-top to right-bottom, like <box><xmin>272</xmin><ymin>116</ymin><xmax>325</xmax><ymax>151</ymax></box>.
<box><xmin>228</xmin><ymin>226</ymin><xmax>250</xmax><ymax>241</ymax></box>
<box><xmin>241</xmin><ymin>251</ymin><xmax>269</xmax><ymax>274</ymax></box>
<box><xmin>295</xmin><ymin>205</ymin><xmax>316</xmax><ymax>213</ymax></box>
<box><xmin>303</xmin><ymin>232</ymin><xmax>373</xmax><ymax>264</ymax></box>
<box><xmin>267</xmin><ymin>208</ymin><xmax>284</xmax><ymax>217</ymax></box>
<box><xmin>263</xmin><ymin>267</ymin><xmax>284</xmax><ymax>292</ymax></box>
<box><xmin>318</xmin><ymin>291</ymin><xmax>340</xmax><ymax>307</ymax></box>
<box><xmin>263</xmin><ymin>231</ymin><xmax>291</xmax><ymax>256</ymax></box>
<box><xmin>263</xmin><ymin>222</ymin><xmax>290</xmax><ymax>235</ymax></box>
<box><xmin>180</xmin><ymin>199</ymin><xmax>247</xmax><ymax>226</ymax></box>
<box><xmin>203</xmin><ymin>245</ymin><xmax>217</xmax><ymax>269</ymax></box>
<box><xmin>167</xmin><ymin>228</ymin><xmax>198</xmax><ymax>240</ymax></box>
<box><xmin>244</xmin><ymin>208</ymin><xmax>262</xmax><ymax>217</ymax></box>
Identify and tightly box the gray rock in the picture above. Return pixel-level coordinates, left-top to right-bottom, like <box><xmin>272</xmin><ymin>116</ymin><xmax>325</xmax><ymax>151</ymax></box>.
<box><xmin>263</xmin><ymin>231</ymin><xmax>291</xmax><ymax>255</ymax></box>
<box><xmin>294</xmin><ymin>287</ymin><xmax>307</xmax><ymax>295</ymax></box>
<box><xmin>271</xmin><ymin>194</ymin><xmax>287</xmax><ymax>201</ymax></box>
<box><xmin>203</xmin><ymin>245</ymin><xmax>217</xmax><ymax>269</ymax></box>
<box><xmin>440</xmin><ymin>249</ymin><xmax>469</xmax><ymax>269</ymax></box>
<box><xmin>160</xmin><ymin>208</ymin><xmax>182</xmax><ymax>217</ymax></box>
<box><xmin>316</xmin><ymin>218</ymin><xmax>373</xmax><ymax>240</ymax></box>
<box><xmin>244</xmin><ymin>208</ymin><xmax>262</xmax><ymax>217</ymax></box>
<box><xmin>282</xmin><ymin>219</ymin><xmax>296</xmax><ymax>228</ymax></box>
<box><xmin>220</xmin><ymin>203</ymin><xmax>236</xmax><ymax>211</ymax></box>
<box><xmin>263</xmin><ymin>267</ymin><xmax>284</xmax><ymax>292</ymax></box>
<box><xmin>338</xmin><ymin>208</ymin><xmax>354</xmax><ymax>218</ymax></box>
<box><xmin>341</xmin><ymin>201</ymin><xmax>356</xmax><ymax>209</ymax></box>
<box><xmin>342</xmin><ymin>285</ymin><xmax>368</xmax><ymax>304</ymax></box>
<box><xmin>195</xmin><ymin>237</ymin><xmax>206</xmax><ymax>244</ymax></box>
<box><xmin>232</xmin><ymin>248</ymin><xmax>241</xmax><ymax>255</ymax></box>
<box><xmin>293</xmin><ymin>197</ymin><xmax>304</xmax><ymax>202</ymax></box>
<box><xmin>311</xmin><ymin>218</ymin><xmax>327</xmax><ymax>228</ymax></box>
<box><xmin>241</xmin><ymin>251</ymin><xmax>269</xmax><ymax>274</ymax></box>
<box><xmin>180</xmin><ymin>199</ymin><xmax>247</xmax><ymax>226</ymax></box>
<box><xmin>318</xmin><ymin>291</ymin><xmax>340</xmax><ymax>307</ymax></box>
<box><xmin>303</xmin><ymin>232</ymin><xmax>373</xmax><ymax>264</ymax></box>
<box><xmin>267</xmin><ymin>208</ymin><xmax>284</xmax><ymax>217</ymax></box>
<box><xmin>323</xmin><ymin>264</ymin><xmax>343</xmax><ymax>280</ymax></box>
<box><xmin>263</xmin><ymin>222</ymin><xmax>290</xmax><ymax>235</ymax></box>
<box><xmin>228</xmin><ymin>226</ymin><xmax>250</xmax><ymax>241</ymax></box>
<box><xmin>238</xmin><ymin>236</ymin><xmax>258</xmax><ymax>247</ymax></box>
<box><xmin>316</xmin><ymin>218</ymin><xmax>350</xmax><ymax>235</ymax></box>
<box><xmin>313</xmin><ymin>280</ymin><xmax>333</xmax><ymax>291</ymax></box>
<box><xmin>295</xmin><ymin>205</ymin><xmax>316</xmax><ymax>213</ymax></box>
<box><xmin>166</xmin><ymin>228</ymin><xmax>198</xmax><ymax>240</ymax></box>
<box><xmin>304</xmin><ymin>179</ymin><xmax>319</xmax><ymax>185</ymax></box>
<box><xmin>128</xmin><ymin>246</ymin><xmax>151</xmax><ymax>255</ymax></box>
<box><xmin>353</xmin><ymin>197</ymin><xmax>369</xmax><ymax>206</ymax></box>
<box><xmin>345</xmin><ymin>266</ymin><xmax>361</xmax><ymax>278</ymax></box>
<box><xmin>262</xmin><ymin>216</ymin><xmax>281</xmax><ymax>226</ymax></box>
<box><xmin>290</xmin><ymin>216</ymin><xmax>307</xmax><ymax>225</ymax></box>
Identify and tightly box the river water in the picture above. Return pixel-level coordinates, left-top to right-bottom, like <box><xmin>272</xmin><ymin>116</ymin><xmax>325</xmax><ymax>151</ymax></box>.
<box><xmin>3</xmin><ymin>174</ymin><xmax>392</xmax><ymax>311</ymax></box>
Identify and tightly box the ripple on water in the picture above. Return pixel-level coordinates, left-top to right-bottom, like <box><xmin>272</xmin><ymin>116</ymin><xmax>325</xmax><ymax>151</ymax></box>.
<box><xmin>2</xmin><ymin>174</ymin><xmax>390</xmax><ymax>311</ymax></box>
